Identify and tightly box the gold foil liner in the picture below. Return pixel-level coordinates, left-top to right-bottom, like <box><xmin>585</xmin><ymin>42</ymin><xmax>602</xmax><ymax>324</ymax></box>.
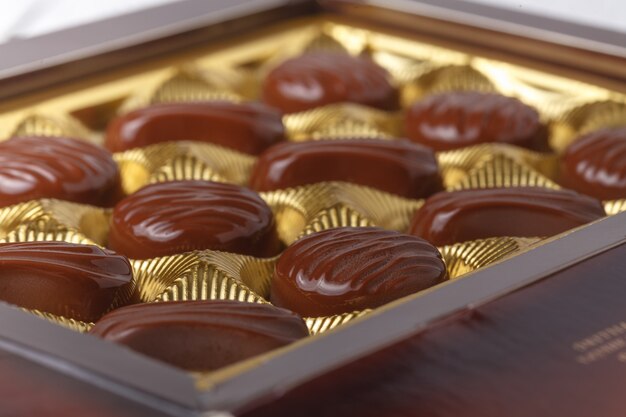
<box><xmin>260</xmin><ymin>182</ymin><xmax>423</xmax><ymax>245</ymax></box>
<box><xmin>306</xmin><ymin>310</ymin><xmax>371</xmax><ymax>336</ymax></box>
<box><xmin>408</xmin><ymin>64</ymin><xmax>496</xmax><ymax>98</ymax></box>
<box><xmin>0</xmin><ymin>199</ymin><xmax>110</xmax><ymax>246</ymax></box>
<box><xmin>131</xmin><ymin>250</ymin><xmax>274</xmax><ymax>302</ymax></box>
<box><xmin>551</xmin><ymin>100</ymin><xmax>626</xmax><ymax>152</ymax></box>
<box><xmin>441</xmin><ymin>237</ymin><xmax>541</xmax><ymax>279</ymax></box>
<box><xmin>450</xmin><ymin>152</ymin><xmax>561</xmax><ymax>190</ymax></box>
<box><xmin>119</xmin><ymin>67</ymin><xmax>245</xmax><ymax>113</ymax></box>
<box><xmin>114</xmin><ymin>140</ymin><xmax>255</xmax><ymax>194</ymax></box>
<box><xmin>283</xmin><ymin>103</ymin><xmax>400</xmax><ymax>141</ymax></box>
<box><xmin>604</xmin><ymin>200</ymin><xmax>626</xmax><ymax>216</ymax></box>
<box><xmin>8</xmin><ymin>112</ymin><xmax>93</xmax><ymax>143</ymax></box>
<box><xmin>27</xmin><ymin>309</ymin><xmax>94</xmax><ymax>333</ymax></box>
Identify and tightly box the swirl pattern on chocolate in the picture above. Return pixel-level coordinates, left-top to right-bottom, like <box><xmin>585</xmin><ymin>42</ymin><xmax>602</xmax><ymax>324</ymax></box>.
<box><xmin>249</xmin><ymin>139</ymin><xmax>444</xmax><ymax>198</ymax></box>
<box><xmin>561</xmin><ymin>127</ymin><xmax>626</xmax><ymax>200</ymax></box>
<box><xmin>271</xmin><ymin>227</ymin><xmax>447</xmax><ymax>316</ymax></box>
<box><xmin>90</xmin><ymin>300</ymin><xmax>309</xmax><ymax>371</ymax></box>
<box><xmin>109</xmin><ymin>180</ymin><xmax>280</xmax><ymax>259</ymax></box>
<box><xmin>409</xmin><ymin>187</ymin><xmax>606</xmax><ymax>246</ymax></box>
<box><xmin>105</xmin><ymin>101</ymin><xmax>285</xmax><ymax>154</ymax></box>
<box><xmin>262</xmin><ymin>53</ymin><xmax>399</xmax><ymax>113</ymax></box>
<box><xmin>405</xmin><ymin>92</ymin><xmax>548</xmax><ymax>151</ymax></box>
<box><xmin>0</xmin><ymin>136</ymin><xmax>121</xmax><ymax>207</ymax></box>
<box><xmin>0</xmin><ymin>242</ymin><xmax>133</xmax><ymax>322</ymax></box>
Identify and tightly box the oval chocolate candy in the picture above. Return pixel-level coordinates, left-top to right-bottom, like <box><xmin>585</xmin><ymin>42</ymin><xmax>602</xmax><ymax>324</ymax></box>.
<box><xmin>271</xmin><ymin>227</ymin><xmax>447</xmax><ymax>317</ymax></box>
<box><xmin>90</xmin><ymin>300</ymin><xmax>309</xmax><ymax>371</ymax></box>
<box><xmin>249</xmin><ymin>139</ymin><xmax>444</xmax><ymax>198</ymax></box>
<box><xmin>408</xmin><ymin>187</ymin><xmax>606</xmax><ymax>246</ymax></box>
<box><xmin>262</xmin><ymin>52</ymin><xmax>399</xmax><ymax>113</ymax></box>
<box><xmin>561</xmin><ymin>127</ymin><xmax>626</xmax><ymax>200</ymax></box>
<box><xmin>108</xmin><ymin>180</ymin><xmax>280</xmax><ymax>259</ymax></box>
<box><xmin>405</xmin><ymin>92</ymin><xmax>549</xmax><ymax>152</ymax></box>
<box><xmin>105</xmin><ymin>101</ymin><xmax>285</xmax><ymax>154</ymax></box>
<box><xmin>0</xmin><ymin>242</ymin><xmax>134</xmax><ymax>322</ymax></box>
<box><xmin>0</xmin><ymin>136</ymin><xmax>121</xmax><ymax>208</ymax></box>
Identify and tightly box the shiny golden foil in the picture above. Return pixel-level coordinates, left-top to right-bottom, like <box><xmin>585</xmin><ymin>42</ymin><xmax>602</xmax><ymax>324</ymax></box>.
<box><xmin>283</xmin><ymin>104</ymin><xmax>401</xmax><ymax>140</ymax></box>
<box><xmin>442</xmin><ymin>236</ymin><xmax>541</xmax><ymax>279</ymax></box>
<box><xmin>114</xmin><ymin>141</ymin><xmax>255</xmax><ymax>194</ymax></box>
<box><xmin>260</xmin><ymin>182</ymin><xmax>423</xmax><ymax>244</ymax></box>
<box><xmin>119</xmin><ymin>67</ymin><xmax>245</xmax><ymax>114</ymax></box>
<box><xmin>0</xmin><ymin>199</ymin><xmax>109</xmax><ymax>246</ymax></box>
<box><xmin>604</xmin><ymin>199</ymin><xmax>626</xmax><ymax>216</ymax></box>
<box><xmin>8</xmin><ymin>112</ymin><xmax>94</xmax><ymax>143</ymax></box>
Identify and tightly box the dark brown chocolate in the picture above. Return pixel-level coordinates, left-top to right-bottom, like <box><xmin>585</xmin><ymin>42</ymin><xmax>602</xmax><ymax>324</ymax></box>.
<box><xmin>560</xmin><ymin>127</ymin><xmax>626</xmax><ymax>200</ymax></box>
<box><xmin>249</xmin><ymin>139</ymin><xmax>444</xmax><ymax>198</ymax></box>
<box><xmin>104</xmin><ymin>101</ymin><xmax>285</xmax><ymax>154</ymax></box>
<box><xmin>0</xmin><ymin>136</ymin><xmax>121</xmax><ymax>208</ymax></box>
<box><xmin>271</xmin><ymin>227</ymin><xmax>447</xmax><ymax>316</ymax></box>
<box><xmin>90</xmin><ymin>300</ymin><xmax>309</xmax><ymax>372</ymax></box>
<box><xmin>0</xmin><ymin>242</ymin><xmax>133</xmax><ymax>322</ymax></box>
<box><xmin>262</xmin><ymin>53</ymin><xmax>399</xmax><ymax>113</ymax></box>
<box><xmin>405</xmin><ymin>92</ymin><xmax>549</xmax><ymax>152</ymax></box>
<box><xmin>108</xmin><ymin>180</ymin><xmax>280</xmax><ymax>259</ymax></box>
<box><xmin>409</xmin><ymin>187</ymin><xmax>606</xmax><ymax>246</ymax></box>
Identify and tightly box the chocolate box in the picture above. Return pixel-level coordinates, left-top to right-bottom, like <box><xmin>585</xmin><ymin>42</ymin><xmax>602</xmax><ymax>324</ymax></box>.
<box><xmin>0</xmin><ymin>0</ymin><xmax>625</xmax><ymax>415</ymax></box>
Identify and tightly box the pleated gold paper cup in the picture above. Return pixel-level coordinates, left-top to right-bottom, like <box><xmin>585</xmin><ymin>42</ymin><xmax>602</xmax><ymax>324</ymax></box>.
<box><xmin>131</xmin><ymin>250</ymin><xmax>275</xmax><ymax>303</ymax></box>
<box><xmin>114</xmin><ymin>140</ymin><xmax>255</xmax><ymax>194</ymax></box>
<box><xmin>409</xmin><ymin>64</ymin><xmax>497</xmax><ymax>98</ymax></box>
<box><xmin>552</xmin><ymin>100</ymin><xmax>626</xmax><ymax>152</ymax></box>
<box><xmin>604</xmin><ymin>199</ymin><xmax>626</xmax><ymax>216</ymax></box>
<box><xmin>441</xmin><ymin>236</ymin><xmax>541</xmax><ymax>279</ymax></box>
<box><xmin>283</xmin><ymin>103</ymin><xmax>400</xmax><ymax>141</ymax></box>
<box><xmin>260</xmin><ymin>182</ymin><xmax>423</xmax><ymax>245</ymax></box>
<box><xmin>119</xmin><ymin>67</ymin><xmax>244</xmax><ymax>113</ymax></box>
<box><xmin>0</xmin><ymin>199</ymin><xmax>110</xmax><ymax>246</ymax></box>
<box><xmin>9</xmin><ymin>112</ymin><xmax>92</xmax><ymax>141</ymax></box>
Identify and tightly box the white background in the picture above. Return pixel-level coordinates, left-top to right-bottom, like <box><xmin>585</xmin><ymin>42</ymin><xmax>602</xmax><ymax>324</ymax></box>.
<box><xmin>0</xmin><ymin>0</ymin><xmax>623</xmax><ymax>44</ymax></box>
<box><xmin>469</xmin><ymin>0</ymin><xmax>626</xmax><ymax>33</ymax></box>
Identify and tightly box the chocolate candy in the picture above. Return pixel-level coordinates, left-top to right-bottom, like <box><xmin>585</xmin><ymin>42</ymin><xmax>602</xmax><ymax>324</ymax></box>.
<box><xmin>262</xmin><ymin>53</ymin><xmax>399</xmax><ymax>113</ymax></box>
<box><xmin>271</xmin><ymin>227</ymin><xmax>447</xmax><ymax>316</ymax></box>
<box><xmin>249</xmin><ymin>139</ymin><xmax>444</xmax><ymax>198</ymax></box>
<box><xmin>409</xmin><ymin>187</ymin><xmax>606</xmax><ymax>246</ymax></box>
<box><xmin>405</xmin><ymin>92</ymin><xmax>548</xmax><ymax>152</ymax></box>
<box><xmin>90</xmin><ymin>300</ymin><xmax>309</xmax><ymax>371</ymax></box>
<box><xmin>0</xmin><ymin>242</ymin><xmax>133</xmax><ymax>322</ymax></box>
<box><xmin>0</xmin><ymin>136</ymin><xmax>121</xmax><ymax>208</ymax></box>
<box><xmin>105</xmin><ymin>101</ymin><xmax>285</xmax><ymax>154</ymax></box>
<box><xmin>108</xmin><ymin>180</ymin><xmax>280</xmax><ymax>259</ymax></box>
<box><xmin>560</xmin><ymin>127</ymin><xmax>626</xmax><ymax>200</ymax></box>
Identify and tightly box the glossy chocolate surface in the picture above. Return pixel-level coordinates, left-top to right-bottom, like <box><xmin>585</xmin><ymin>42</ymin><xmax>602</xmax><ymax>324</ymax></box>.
<box><xmin>105</xmin><ymin>101</ymin><xmax>285</xmax><ymax>154</ymax></box>
<box><xmin>405</xmin><ymin>92</ymin><xmax>548</xmax><ymax>151</ymax></box>
<box><xmin>0</xmin><ymin>136</ymin><xmax>121</xmax><ymax>208</ymax></box>
<box><xmin>249</xmin><ymin>139</ymin><xmax>444</xmax><ymax>197</ymax></box>
<box><xmin>108</xmin><ymin>180</ymin><xmax>280</xmax><ymax>259</ymax></box>
<box><xmin>0</xmin><ymin>242</ymin><xmax>133</xmax><ymax>322</ymax></box>
<box><xmin>271</xmin><ymin>227</ymin><xmax>447</xmax><ymax>316</ymax></box>
<box><xmin>409</xmin><ymin>187</ymin><xmax>605</xmax><ymax>246</ymax></box>
<box><xmin>246</xmin><ymin>243</ymin><xmax>626</xmax><ymax>417</ymax></box>
<box><xmin>262</xmin><ymin>53</ymin><xmax>399</xmax><ymax>113</ymax></box>
<box><xmin>90</xmin><ymin>300</ymin><xmax>309</xmax><ymax>372</ymax></box>
<box><xmin>561</xmin><ymin>127</ymin><xmax>626</xmax><ymax>200</ymax></box>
